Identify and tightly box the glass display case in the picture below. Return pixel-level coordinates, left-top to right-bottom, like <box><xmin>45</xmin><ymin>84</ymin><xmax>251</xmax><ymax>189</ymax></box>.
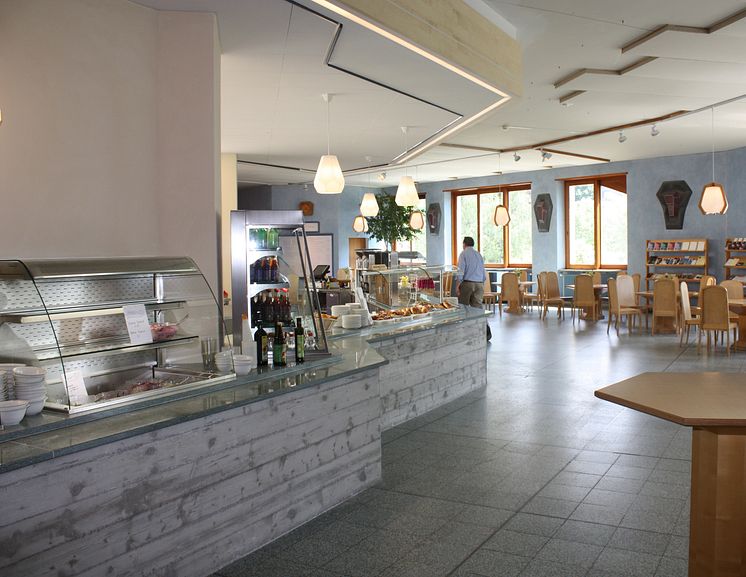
<box><xmin>231</xmin><ymin>210</ymin><xmax>329</xmax><ymax>358</ymax></box>
<box><xmin>0</xmin><ymin>257</ymin><xmax>232</xmax><ymax>414</ymax></box>
<box><xmin>360</xmin><ymin>265</ymin><xmax>458</xmax><ymax>310</ymax></box>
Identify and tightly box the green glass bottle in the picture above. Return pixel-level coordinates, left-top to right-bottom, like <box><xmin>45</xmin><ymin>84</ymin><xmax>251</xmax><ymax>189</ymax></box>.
<box><xmin>255</xmin><ymin>320</ymin><xmax>268</xmax><ymax>366</ymax></box>
<box><xmin>273</xmin><ymin>322</ymin><xmax>287</xmax><ymax>367</ymax></box>
<box><xmin>294</xmin><ymin>317</ymin><xmax>305</xmax><ymax>364</ymax></box>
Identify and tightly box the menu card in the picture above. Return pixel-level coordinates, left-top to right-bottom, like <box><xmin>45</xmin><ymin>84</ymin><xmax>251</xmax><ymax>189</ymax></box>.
<box><xmin>122</xmin><ymin>304</ymin><xmax>153</xmax><ymax>345</ymax></box>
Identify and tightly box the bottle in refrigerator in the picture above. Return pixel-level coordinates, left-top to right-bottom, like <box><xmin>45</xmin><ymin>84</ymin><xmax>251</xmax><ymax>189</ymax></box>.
<box><xmin>255</xmin><ymin>320</ymin><xmax>269</xmax><ymax>366</ymax></box>
<box><xmin>294</xmin><ymin>317</ymin><xmax>305</xmax><ymax>364</ymax></box>
<box><xmin>256</xmin><ymin>228</ymin><xmax>267</xmax><ymax>249</ymax></box>
<box><xmin>267</xmin><ymin>228</ymin><xmax>279</xmax><ymax>250</ymax></box>
<box><xmin>270</xmin><ymin>257</ymin><xmax>278</xmax><ymax>283</ymax></box>
<box><xmin>262</xmin><ymin>258</ymin><xmax>271</xmax><ymax>283</ymax></box>
<box><xmin>273</xmin><ymin>322</ymin><xmax>287</xmax><ymax>366</ymax></box>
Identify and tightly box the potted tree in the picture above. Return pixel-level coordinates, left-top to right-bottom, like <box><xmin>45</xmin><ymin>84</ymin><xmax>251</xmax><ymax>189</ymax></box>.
<box><xmin>365</xmin><ymin>193</ymin><xmax>417</xmax><ymax>251</ymax></box>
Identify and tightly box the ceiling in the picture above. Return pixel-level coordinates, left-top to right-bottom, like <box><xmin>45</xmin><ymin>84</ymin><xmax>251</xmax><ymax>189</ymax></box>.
<box><xmin>135</xmin><ymin>0</ymin><xmax>746</xmax><ymax>186</ymax></box>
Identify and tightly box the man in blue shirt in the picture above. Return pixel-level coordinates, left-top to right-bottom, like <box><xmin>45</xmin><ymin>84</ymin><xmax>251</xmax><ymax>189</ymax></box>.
<box><xmin>456</xmin><ymin>236</ymin><xmax>491</xmax><ymax>340</ymax></box>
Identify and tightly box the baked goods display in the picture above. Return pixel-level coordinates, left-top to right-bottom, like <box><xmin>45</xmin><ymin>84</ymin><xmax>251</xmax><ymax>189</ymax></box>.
<box><xmin>370</xmin><ymin>300</ymin><xmax>456</xmax><ymax>322</ymax></box>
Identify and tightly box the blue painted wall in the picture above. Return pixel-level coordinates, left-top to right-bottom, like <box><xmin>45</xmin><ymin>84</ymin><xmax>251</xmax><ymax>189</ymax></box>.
<box><xmin>267</xmin><ymin>146</ymin><xmax>746</xmax><ymax>280</ymax></box>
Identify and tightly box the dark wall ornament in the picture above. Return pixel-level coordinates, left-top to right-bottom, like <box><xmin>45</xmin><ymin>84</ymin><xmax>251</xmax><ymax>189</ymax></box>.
<box><xmin>427</xmin><ymin>203</ymin><xmax>442</xmax><ymax>235</ymax></box>
<box><xmin>533</xmin><ymin>194</ymin><xmax>553</xmax><ymax>233</ymax></box>
<box><xmin>656</xmin><ymin>180</ymin><xmax>692</xmax><ymax>230</ymax></box>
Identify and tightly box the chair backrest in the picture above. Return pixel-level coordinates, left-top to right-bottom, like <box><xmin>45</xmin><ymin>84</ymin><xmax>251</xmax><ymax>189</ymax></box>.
<box><xmin>545</xmin><ymin>271</ymin><xmax>561</xmax><ymax>299</ymax></box>
<box><xmin>574</xmin><ymin>274</ymin><xmax>595</xmax><ymax>305</ymax></box>
<box><xmin>536</xmin><ymin>271</ymin><xmax>547</xmax><ymax>299</ymax></box>
<box><xmin>631</xmin><ymin>273</ymin><xmax>641</xmax><ymax>304</ymax></box>
<box><xmin>697</xmin><ymin>275</ymin><xmax>716</xmax><ymax>307</ymax></box>
<box><xmin>721</xmin><ymin>279</ymin><xmax>744</xmax><ymax>300</ymax></box>
<box><xmin>501</xmin><ymin>272</ymin><xmax>520</xmax><ymax>301</ymax></box>
<box><xmin>617</xmin><ymin>275</ymin><xmax>636</xmax><ymax>307</ymax></box>
<box><xmin>443</xmin><ymin>272</ymin><xmax>454</xmax><ymax>295</ymax></box>
<box><xmin>592</xmin><ymin>271</ymin><xmax>601</xmax><ymax>285</ymax></box>
<box><xmin>653</xmin><ymin>278</ymin><xmax>677</xmax><ymax>315</ymax></box>
<box><xmin>607</xmin><ymin>277</ymin><xmax>619</xmax><ymax>314</ymax></box>
<box><xmin>680</xmin><ymin>281</ymin><xmax>693</xmax><ymax>321</ymax></box>
<box><xmin>483</xmin><ymin>276</ymin><xmax>493</xmax><ymax>295</ymax></box>
<box><xmin>519</xmin><ymin>270</ymin><xmax>528</xmax><ymax>282</ymax></box>
<box><xmin>701</xmin><ymin>285</ymin><xmax>730</xmax><ymax>330</ymax></box>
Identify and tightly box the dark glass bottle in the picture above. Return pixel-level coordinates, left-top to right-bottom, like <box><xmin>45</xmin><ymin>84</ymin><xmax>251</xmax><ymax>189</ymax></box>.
<box><xmin>255</xmin><ymin>320</ymin><xmax>268</xmax><ymax>366</ymax></box>
<box><xmin>270</xmin><ymin>257</ymin><xmax>278</xmax><ymax>283</ymax></box>
<box><xmin>294</xmin><ymin>317</ymin><xmax>305</xmax><ymax>364</ymax></box>
<box><xmin>273</xmin><ymin>322</ymin><xmax>287</xmax><ymax>366</ymax></box>
<box><xmin>261</xmin><ymin>258</ymin><xmax>271</xmax><ymax>283</ymax></box>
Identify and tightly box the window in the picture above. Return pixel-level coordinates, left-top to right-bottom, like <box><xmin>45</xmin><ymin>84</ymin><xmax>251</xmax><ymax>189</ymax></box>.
<box><xmin>564</xmin><ymin>175</ymin><xmax>627</xmax><ymax>268</ymax></box>
<box><xmin>451</xmin><ymin>184</ymin><xmax>532</xmax><ymax>267</ymax></box>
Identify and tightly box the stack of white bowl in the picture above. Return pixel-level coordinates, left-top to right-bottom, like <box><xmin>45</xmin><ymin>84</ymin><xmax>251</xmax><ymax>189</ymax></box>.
<box><xmin>232</xmin><ymin>354</ymin><xmax>254</xmax><ymax>376</ymax></box>
<box><xmin>0</xmin><ymin>363</ymin><xmax>26</xmax><ymax>401</ymax></box>
<box><xmin>214</xmin><ymin>350</ymin><xmax>234</xmax><ymax>373</ymax></box>
<box><xmin>12</xmin><ymin>366</ymin><xmax>47</xmax><ymax>416</ymax></box>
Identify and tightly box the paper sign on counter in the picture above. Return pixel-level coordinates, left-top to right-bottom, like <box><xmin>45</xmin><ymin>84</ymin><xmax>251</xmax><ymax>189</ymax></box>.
<box><xmin>122</xmin><ymin>304</ymin><xmax>153</xmax><ymax>345</ymax></box>
<box><xmin>65</xmin><ymin>369</ymin><xmax>89</xmax><ymax>405</ymax></box>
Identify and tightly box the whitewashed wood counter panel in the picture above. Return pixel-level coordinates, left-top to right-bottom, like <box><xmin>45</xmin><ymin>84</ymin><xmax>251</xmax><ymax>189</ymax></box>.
<box><xmin>0</xmin><ymin>368</ymin><xmax>381</xmax><ymax>577</ymax></box>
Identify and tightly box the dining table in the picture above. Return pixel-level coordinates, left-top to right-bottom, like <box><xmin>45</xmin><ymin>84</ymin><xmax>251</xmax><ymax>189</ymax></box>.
<box><xmin>596</xmin><ymin>372</ymin><xmax>746</xmax><ymax>577</ymax></box>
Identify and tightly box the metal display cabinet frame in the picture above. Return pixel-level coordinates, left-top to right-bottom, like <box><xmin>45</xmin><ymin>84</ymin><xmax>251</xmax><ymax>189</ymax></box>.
<box><xmin>230</xmin><ymin>210</ymin><xmax>329</xmax><ymax>358</ymax></box>
<box><xmin>0</xmin><ymin>257</ymin><xmax>233</xmax><ymax>414</ymax></box>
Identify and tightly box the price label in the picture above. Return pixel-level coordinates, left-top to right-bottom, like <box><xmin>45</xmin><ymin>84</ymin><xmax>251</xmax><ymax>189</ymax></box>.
<box><xmin>122</xmin><ymin>304</ymin><xmax>153</xmax><ymax>345</ymax></box>
<box><xmin>65</xmin><ymin>369</ymin><xmax>89</xmax><ymax>405</ymax></box>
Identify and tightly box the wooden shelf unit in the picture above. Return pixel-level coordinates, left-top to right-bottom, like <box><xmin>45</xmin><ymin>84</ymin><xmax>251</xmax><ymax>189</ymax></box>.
<box><xmin>645</xmin><ymin>239</ymin><xmax>708</xmax><ymax>290</ymax></box>
<box><xmin>725</xmin><ymin>238</ymin><xmax>746</xmax><ymax>282</ymax></box>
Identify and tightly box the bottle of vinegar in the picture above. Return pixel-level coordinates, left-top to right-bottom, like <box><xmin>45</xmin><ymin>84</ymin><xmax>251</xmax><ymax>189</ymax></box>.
<box><xmin>255</xmin><ymin>320</ymin><xmax>269</xmax><ymax>366</ymax></box>
<box><xmin>273</xmin><ymin>322</ymin><xmax>287</xmax><ymax>366</ymax></box>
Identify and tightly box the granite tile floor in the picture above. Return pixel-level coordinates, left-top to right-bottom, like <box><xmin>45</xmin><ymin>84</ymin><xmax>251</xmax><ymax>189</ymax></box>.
<box><xmin>212</xmin><ymin>311</ymin><xmax>745</xmax><ymax>577</ymax></box>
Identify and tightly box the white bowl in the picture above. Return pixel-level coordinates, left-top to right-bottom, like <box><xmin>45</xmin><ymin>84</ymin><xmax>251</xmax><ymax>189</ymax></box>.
<box><xmin>0</xmin><ymin>400</ymin><xmax>28</xmax><ymax>425</ymax></box>
<box><xmin>12</xmin><ymin>366</ymin><xmax>46</xmax><ymax>378</ymax></box>
<box><xmin>25</xmin><ymin>397</ymin><xmax>47</xmax><ymax>416</ymax></box>
<box><xmin>234</xmin><ymin>364</ymin><xmax>251</xmax><ymax>376</ymax></box>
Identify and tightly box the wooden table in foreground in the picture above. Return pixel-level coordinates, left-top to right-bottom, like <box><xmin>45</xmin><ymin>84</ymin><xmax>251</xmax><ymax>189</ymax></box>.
<box><xmin>596</xmin><ymin>372</ymin><xmax>746</xmax><ymax>577</ymax></box>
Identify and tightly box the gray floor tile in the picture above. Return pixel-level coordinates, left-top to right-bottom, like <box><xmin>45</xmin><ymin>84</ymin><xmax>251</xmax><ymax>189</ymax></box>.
<box><xmin>453</xmin><ymin>549</ymin><xmax>530</xmax><ymax>577</ymax></box>
<box><xmin>482</xmin><ymin>529</ymin><xmax>549</xmax><ymax>557</ymax></box>
<box><xmin>564</xmin><ymin>459</ymin><xmax>612</xmax><ymax>475</ymax></box>
<box><xmin>276</xmin><ymin>537</ymin><xmax>351</xmax><ymax>568</ymax></box>
<box><xmin>664</xmin><ymin>535</ymin><xmax>688</xmax><ymax>559</ymax></box>
<box><xmin>570</xmin><ymin>503</ymin><xmax>627</xmax><ymax>526</ymax></box>
<box><xmin>533</xmin><ymin>538</ymin><xmax>603</xmax><ymax>569</ymax></box>
<box><xmin>655</xmin><ymin>556</ymin><xmax>687</xmax><ymax>577</ymax></box>
<box><xmin>594</xmin><ymin>476</ymin><xmax>646</xmax><ymax>494</ymax></box>
<box><xmin>518</xmin><ymin>559</ymin><xmax>590</xmax><ymax>577</ymax></box>
<box><xmin>521</xmin><ymin>496</ymin><xmax>578</xmax><ymax>518</ymax></box>
<box><xmin>608</xmin><ymin>527</ymin><xmax>671</xmax><ymax>555</ymax></box>
<box><xmin>503</xmin><ymin>513</ymin><xmax>565</xmax><ymax>537</ymax></box>
<box><xmin>537</xmin><ymin>483</ymin><xmax>591</xmax><ymax>503</ymax></box>
<box><xmin>554</xmin><ymin>520</ymin><xmax>616</xmax><ymax>547</ymax></box>
<box><xmin>453</xmin><ymin>504</ymin><xmax>514</xmax><ymax>528</ymax></box>
<box><xmin>592</xmin><ymin>548</ymin><xmax>661</xmax><ymax>577</ymax></box>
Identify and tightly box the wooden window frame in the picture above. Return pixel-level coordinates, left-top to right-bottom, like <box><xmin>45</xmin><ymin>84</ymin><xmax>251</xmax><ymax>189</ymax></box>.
<box><xmin>564</xmin><ymin>175</ymin><xmax>627</xmax><ymax>269</ymax></box>
<box><xmin>450</xmin><ymin>183</ymin><xmax>532</xmax><ymax>268</ymax></box>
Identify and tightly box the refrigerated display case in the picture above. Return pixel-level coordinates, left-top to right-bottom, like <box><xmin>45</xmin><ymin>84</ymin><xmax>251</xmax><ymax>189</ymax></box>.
<box><xmin>231</xmin><ymin>210</ymin><xmax>330</xmax><ymax>357</ymax></box>
<box><xmin>360</xmin><ymin>265</ymin><xmax>458</xmax><ymax>310</ymax></box>
<box><xmin>0</xmin><ymin>257</ymin><xmax>233</xmax><ymax>414</ymax></box>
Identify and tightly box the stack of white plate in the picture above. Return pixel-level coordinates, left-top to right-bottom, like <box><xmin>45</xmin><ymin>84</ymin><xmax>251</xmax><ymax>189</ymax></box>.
<box><xmin>0</xmin><ymin>363</ymin><xmax>25</xmax><ymax>401</ymax></box>
<box><xmin>12</xmin><ymin>366</ymin><xmax>47</xmax><ymax>415</ymax></box>
<box><xmin>342</xmin><ymin>314</ymin><xmax>362</xmax><ymax>329</ymax></box>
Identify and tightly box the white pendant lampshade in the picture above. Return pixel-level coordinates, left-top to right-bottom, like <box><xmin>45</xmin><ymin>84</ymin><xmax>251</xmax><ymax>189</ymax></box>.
<box><xmin>494</xmin><ymin>205</ymin><xmax>510</xmax><ymax>226</ymax></box>
<box><xmin>352</xmin><ymin>215</ymin><xmax>368</xmax><ymax>233</ymax></box>
<box><xmin>360</xmin><ymin>192</ymin><xmax>379</xmax><ymax>217</ymax></box>
<box><xmin>395</xmin><ymin>176</ymin><xmax>419</xmax><ymax>206</ymax></box>
<box><xmin>314</xmin><ymin>155</ymin><xmax>345</xmax><ymax>194</ymax></box>
<box><xmin>699</xmin><ymin>182</ymin><xmax>728</xmax><ymax>214</ymax></box>
<box><xmin>409</xmin><ymin>210</ymin><xmax>425</xmax><ymax>231</ymax></box>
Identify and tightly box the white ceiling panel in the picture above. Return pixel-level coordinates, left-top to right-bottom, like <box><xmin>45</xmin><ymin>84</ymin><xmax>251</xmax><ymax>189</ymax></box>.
<box><xmin>624</xmin><ymin>30</ymin><xmax>746</xmax><ymax>63</ymax></box>
<box><xmin>626</xmin><ymin>57</ymin><xmax>746</xmax><ymax>83</ymax></box>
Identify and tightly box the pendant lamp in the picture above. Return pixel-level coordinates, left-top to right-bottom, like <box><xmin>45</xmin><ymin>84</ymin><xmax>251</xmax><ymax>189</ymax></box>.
<box><xmin>352</xmin><ymin>215</ymin><xmax>368</xmax><ymax>233</ymax></box>
<box><xmin>360</xmin><ymin>192</ymin><xmax>379</xmax><ymax>217</ymax></box>
<box><xmin>396</xmin><ymin>176</ymin><xmax>419</xmax><ymax>207</ymax></box>
<box><xmin>409</xmin><ymin>210</ymin><xmax>425</xmax><ymax>230</ymax></box>
<box><xmin>699</xmin><ymin>107</ymin><xmax>728</xmax><ymax>214</ymax></box>
<box><xmin>494</xmin><ymin>205</ymin><xmax>510</xmax><ymax>226</ymax></box>
<box><xmin>314</xmin><ymin>93</ymin><xmax>344</xmax><ymax>194</ymax></box>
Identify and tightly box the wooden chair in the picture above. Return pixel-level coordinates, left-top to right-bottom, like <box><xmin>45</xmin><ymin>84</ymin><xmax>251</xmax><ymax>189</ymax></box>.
<box><xmin>542</xmin><ymin>271</ymin><xmax>566</xmax><ymax>320</ymax></box>
<box><xmin>443</xmin><ymin>271</ymin><xmax>454</xmax><ymax>297</ymax></box>
<box><xmin>592</xmin><ymin>271</ymin><xmax>602</xmax><ymax>284</ymax></box>
<box><xmin>698</xmin><ymin>285</ymin><xmax>738</xmax><ymax>354</ymax></box>
<box><xmin>680</xmin><ymin>281</ymin><xmax>700</xmax><ymax>347</ymax></box>
<box><xmin>500</xmin><ymin>272</ymin><xmax>523</xmax><ymax>313</ymax></box>
<box><xmin>522</xmin><ymin>274</ymin><xmax>540</xmax><ymax>313</ymax></box>
<box><xmin>652</xmin><ymin>278</ymin><xmax>677</xmax><ymax>335</ymax></box>
<box><xmin>536</xmin><ymin>272</ymin><xmax>547</xmax><ymax>320</ymax></box>
<box><xmin>483</xmin><ymin>276</ymin><xmax>498</xmax><ymax>313</ymax></box>
<box><xmin>721</xmin><ymin>279</ymin><xmax>744</xmax><ymax>300</ymax></box>
<box><xmin>693</xmin><ymin>275</ymin><xmax>716</xmax><ymax>316</ymax></box>
<box><xmin>607</xmin><ymin>277</ymin><xmax>641</xmax><ymax>335</ymax></box>
<box><xmin>571</xmin><ymin>274</ymin><xmax>597</xmax><ymax>322</ymax></box>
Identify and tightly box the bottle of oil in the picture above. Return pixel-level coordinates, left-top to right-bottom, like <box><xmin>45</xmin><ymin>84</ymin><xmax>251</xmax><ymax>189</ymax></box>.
<box><xmin>294</xmin><ymin>317</ymin><xmax>305</xmax><ymax>364</ymax></box>
<box><xmin>255</xmin><ymin>319</ymin><xmax>268</xmax><ymax>366</ymax></box>
<box><xmin>273</xmin><ymin>322</ymin><xmax>287</xmax><ymax>366</ymax></box>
